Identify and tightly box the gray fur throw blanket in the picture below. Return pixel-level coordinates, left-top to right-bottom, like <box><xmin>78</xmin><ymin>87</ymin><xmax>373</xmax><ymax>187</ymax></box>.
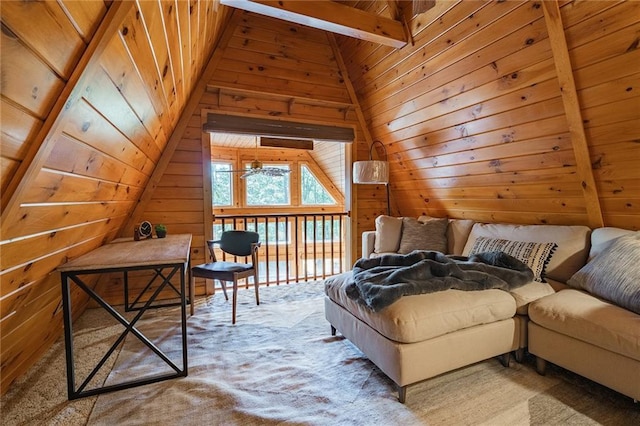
<box><xmin>346</xmin><ymin>250</ymin><xmax>534</xmax><ymax>311</ymax></box>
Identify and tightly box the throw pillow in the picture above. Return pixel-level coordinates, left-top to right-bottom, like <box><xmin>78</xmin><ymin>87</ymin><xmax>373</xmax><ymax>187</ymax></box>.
<box><xmin>374</xmin><ymin>215</ymin><xmax>403</xmax><ymax>253</ymax></box>
<box><xmin>567</xmin><ymin>232</ymin><xmax>640</xmax><ymax>315</ymax></box>
<box><xmin>469</xmin><ymin>237</ymin><xmax>556</xmax><ymax>282</ymax></box>
<box><xmin>397</xmin><ymin>217</ymin><xmax>448</xmax><ymax>254</ymax></box>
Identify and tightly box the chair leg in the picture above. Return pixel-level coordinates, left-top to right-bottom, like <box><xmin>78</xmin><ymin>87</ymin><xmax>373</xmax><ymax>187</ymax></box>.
<box><xmin>218</xmin><ymin>279</ymin><xmax>229</xmax><ymax>301</ymax></box>
<box><xmin>253</xmin><ymin>275</ymin><xmax>260</xmax><ymax>305</ymax></box>
<box><xmin>232</xmin><ymin>280</ymin><xmax>238</xmax><ymax>324</ymax></box>
<box><xmin>190</xmin><ymin>273</ymin><xmax>196</xmax><ymax>316</ymax></box>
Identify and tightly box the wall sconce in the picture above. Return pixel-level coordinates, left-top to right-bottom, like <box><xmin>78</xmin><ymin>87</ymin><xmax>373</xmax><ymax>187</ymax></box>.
<box><xmin>353</xmin><ymin>140</ymin><xmax>390</xmax><ymax>215</ymax></box>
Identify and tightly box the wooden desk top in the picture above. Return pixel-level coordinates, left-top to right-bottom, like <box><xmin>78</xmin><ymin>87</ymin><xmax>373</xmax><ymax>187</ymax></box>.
<box><xmin>57</xmin><ymin>234</ymin><xmax>192</xmax><ymax>273</ymax></box>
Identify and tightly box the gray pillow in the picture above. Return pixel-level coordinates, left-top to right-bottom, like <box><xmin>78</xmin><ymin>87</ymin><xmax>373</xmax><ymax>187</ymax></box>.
<box><xmin>567</xmin><ymin>232</ymin><xmax>640</xmax><ymax>315</ymax></box>
<box><xmin>398</xmin><ymin>217</ymin><xmax>448</xmax><ymax>254</ymax></box>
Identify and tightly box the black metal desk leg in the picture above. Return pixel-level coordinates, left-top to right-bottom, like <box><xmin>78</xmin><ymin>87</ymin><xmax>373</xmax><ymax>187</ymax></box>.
<box><xmin>61</xmin><ymin>273</ymin><xmax>76</xmax><ymax>399</ymax></box>
<box><xmin>180</xmin><ymin>264</ymin><xmax>188</xmax><ymax>375</ymax></box>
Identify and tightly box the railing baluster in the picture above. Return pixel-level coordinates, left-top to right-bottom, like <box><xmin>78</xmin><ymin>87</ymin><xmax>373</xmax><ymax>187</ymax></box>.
<box><xmin>339</xmin><ymin>216</ymin><xmax>343</xmax><ymax>272</ymax></box>
<box><xmin>274</xmin><ymin>216</ymin><xmax>280</xmax><ymax>285</ymax></box>
<box><xmin>294</xmin><ymin>216</ymin><xmax>299</xmax><ymax>283</ymax></box>
<box><xmin>330</xmin><ymin>215</ymin><xmax>335</xmax><ymax>276</ymax></box>
<box><xmin>321</xmin><ymin>215</ymin><xmax>326</xmax><ymax>279</ymax></box>
<box><xmin>264</xmin><ymin>216</ymin><xmax>270</xmax><ymax>286</ymax></box>
<box><xmin>285</xmin><ymin>217</ymin><xmax>290</xmax><ymax>282</ymax></box>
<box><xmin>304</xmin><ymin>215</ymin><xmax>309</xmax><ymax>282</ymax></box>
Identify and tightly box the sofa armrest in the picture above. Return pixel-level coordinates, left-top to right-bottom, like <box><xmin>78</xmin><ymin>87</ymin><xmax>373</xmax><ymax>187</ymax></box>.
<box><xmin>362</xmin><ymin>231</ymin><xmax>376</xmax><ymax>258</ymax></box>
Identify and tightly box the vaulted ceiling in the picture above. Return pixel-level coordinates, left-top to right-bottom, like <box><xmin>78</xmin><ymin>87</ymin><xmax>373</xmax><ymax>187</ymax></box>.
<box><xmin>1</xmin><ymin>0</ymin><xmax>638</xmax><ymax>395</ymax></box>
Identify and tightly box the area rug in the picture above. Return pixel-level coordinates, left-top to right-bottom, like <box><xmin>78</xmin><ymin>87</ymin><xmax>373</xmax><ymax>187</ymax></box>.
<box><xmin>3</xmin><ymin>281</ymin><xmax>639</xmax><ymax>425</ymax></box>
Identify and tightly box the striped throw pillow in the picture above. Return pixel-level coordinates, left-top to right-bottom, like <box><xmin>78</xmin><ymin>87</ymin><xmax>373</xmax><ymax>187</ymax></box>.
<box><xmin>469</xmin><ymin>237</ymin><xmax>557</xmax><ymax>282</ymax></box>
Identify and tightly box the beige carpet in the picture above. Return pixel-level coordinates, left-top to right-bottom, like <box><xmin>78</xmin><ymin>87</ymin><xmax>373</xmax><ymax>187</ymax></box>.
<box><xmin>2</xmin><ymin>281</ymin><xmax>639</xmax><ymax>425</ymax></box>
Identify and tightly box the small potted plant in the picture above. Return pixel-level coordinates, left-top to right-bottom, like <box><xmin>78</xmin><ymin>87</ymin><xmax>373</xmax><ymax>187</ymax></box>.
<box><xmin>155</xmin><ymin>223</ymin><xmax>167</xmax><ymax>238</ymax></box>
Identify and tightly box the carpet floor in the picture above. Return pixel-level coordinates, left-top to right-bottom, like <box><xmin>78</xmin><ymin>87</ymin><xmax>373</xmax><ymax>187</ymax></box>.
<box><xmin>2</xmin><ymin>281</ymin><xmax>638</xmax><ymax>425</ymax></box>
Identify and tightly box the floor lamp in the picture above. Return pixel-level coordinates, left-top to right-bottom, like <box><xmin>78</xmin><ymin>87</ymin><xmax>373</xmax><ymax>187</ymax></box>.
<box><xmin>352</xmin><ymin>140</ymin><xmax>390</xmax><ymax>215</ymax></box>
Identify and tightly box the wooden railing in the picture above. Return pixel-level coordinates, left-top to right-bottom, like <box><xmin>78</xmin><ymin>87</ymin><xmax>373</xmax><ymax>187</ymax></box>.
<box><xmin>213</xmin><ymin>213</ymin><xmax>349</xmax><ymax>286</ymax></box>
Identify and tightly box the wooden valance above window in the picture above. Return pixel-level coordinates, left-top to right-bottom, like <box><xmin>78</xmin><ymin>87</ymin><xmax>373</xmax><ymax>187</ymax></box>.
<box><xmin>203</xmin><ymin>113</ymin><xmax>355</xmax><ymax>142</ymax></box>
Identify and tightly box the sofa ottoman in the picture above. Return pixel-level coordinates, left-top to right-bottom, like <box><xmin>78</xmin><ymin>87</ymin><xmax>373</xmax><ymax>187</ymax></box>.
<box><xmin>324</xmin><ymin>271</ymin><xmax>521</xmax><ymax>402</ymax></box>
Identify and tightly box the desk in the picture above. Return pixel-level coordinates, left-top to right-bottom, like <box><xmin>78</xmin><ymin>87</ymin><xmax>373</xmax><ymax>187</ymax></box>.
<box><xmin>58</xmin><ymin>234</ymin><xmax>192</xmax><ymax>400</ymax></box>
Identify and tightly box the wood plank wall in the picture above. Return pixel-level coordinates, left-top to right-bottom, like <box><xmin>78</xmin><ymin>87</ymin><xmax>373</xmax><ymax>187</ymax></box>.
<box><xmin>0</xmin><ymin>0</ymin><xmax>228</xmax><ymax>394</ymax></box>
<box><xmin>310</xmin><ymin>141</ymin><xmax>347</xmax><ymax>195</ymax></box>
<box><xmin>338</xmin><ymin>0</ymin><xmax>639</xmax><ymax>230</ymax></box>
<box><xmin>115</xmin><ymin>10</ymin><xmax>369</xmax><ymax>301</ymax></box>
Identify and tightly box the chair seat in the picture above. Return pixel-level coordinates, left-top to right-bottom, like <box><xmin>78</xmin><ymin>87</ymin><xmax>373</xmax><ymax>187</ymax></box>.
<box><xmin>193</xmin><ymin>261</ymin><xmax>254</xmax><ymax>274</ymax></box>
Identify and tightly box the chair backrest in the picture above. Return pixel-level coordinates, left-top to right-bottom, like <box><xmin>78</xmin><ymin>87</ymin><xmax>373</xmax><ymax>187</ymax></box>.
<box><xmin>218</xmin><ymin>230</ymin><xmax>260</xmax><ymax>257</ymax></box>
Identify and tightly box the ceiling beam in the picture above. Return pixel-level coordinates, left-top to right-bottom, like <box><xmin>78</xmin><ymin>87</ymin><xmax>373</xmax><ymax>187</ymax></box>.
<box><xmin>219</xmin><ymin>0</ymin><xmax>407</xmax><ymax>48</ymax></box>
<box><xmin>260</xmin><ymin>137</ymin><xmax>314</xmax><ymax>150</ymax></box>
<box><xmin>542</xmin><ymin>0</ymin><xmax>604</xmax><ymax>228</ymax></box>
<box><xmin>203</xmin><ymin>113</ymin><xmax>355</xmax><ymax>142</ymax></box>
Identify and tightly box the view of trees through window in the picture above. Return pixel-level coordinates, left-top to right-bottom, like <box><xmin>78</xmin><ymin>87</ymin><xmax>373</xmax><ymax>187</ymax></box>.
<box><xmin>211</xmin><ymin>162</ymin><xmax>337</xmax><ymax>208</ymax></box>
<box><xmin>212</xmin><ymin>163</ymin><xmax>232</xmax><ymax>206</ymax></box>
<box><xmin>301</xmin><ymin>165</ymin><xmax>335</xmax><ymax>205</ymax></box>
<box><xmin>245</xmin><ymin>165</ymin><xmax>290</xmax><ymax>205</ymax></box>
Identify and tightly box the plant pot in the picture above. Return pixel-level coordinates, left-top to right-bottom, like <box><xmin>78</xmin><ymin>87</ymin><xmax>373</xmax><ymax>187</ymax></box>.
<box><xmin>156</xmin><ymin>230</ymin><xmax>167</xmax><ymax>238</ymax></box>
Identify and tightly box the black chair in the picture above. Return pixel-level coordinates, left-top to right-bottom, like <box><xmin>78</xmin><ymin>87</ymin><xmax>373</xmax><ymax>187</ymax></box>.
<box><xmin>190</xmin><ymin>230</ymin><xmax>261</xmax><ymax>323</ymax></box>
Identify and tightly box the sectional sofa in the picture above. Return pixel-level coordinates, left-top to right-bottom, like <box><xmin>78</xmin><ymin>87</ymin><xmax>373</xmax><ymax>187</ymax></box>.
<box><xmin>324</xmin><ymin>216</ymin><xmax>639</xmax><ymax>403</ymax></box>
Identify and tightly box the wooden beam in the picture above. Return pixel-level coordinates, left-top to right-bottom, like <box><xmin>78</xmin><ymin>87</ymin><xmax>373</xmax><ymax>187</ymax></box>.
<box><xmin>1</xmin><ymin>1</ymin><xmax>134</xmax><ymax>232</ymax></box>
<box><xmin>203</xmin><ymin>113</ymin><xmax>355</xmax><ymax>141</ymax></box>
<box><xmin>119</xmin><ymin>9</ymin><xmax>239</xmax><ymax>237</ymax></box>
<box><xmin>219</xmin><ymin>0</ymin><xmax>407</xmax><ymax>48</ymax></box>
<box><xmin>387</xmin><ymin>0</ymin><xmax>415</xmax><ymax>46</ymax></box>
<box><xmin>260</xmin><ymin>137</ymin><xmax>313</xmax><ymax>150</ymax></box>
<box><xmin>328</xmin><ymin>33</ymin><xmax>388</xmax><ymax>264</ymax></box>
<box><xmin>206</xmin><ymin>83</ymin><xmax>354</xmax><ymax>109</ymax></box>
<box><xmin>542</xmin><ymin>0</ymin><xmax>604</xmax><ymax>228</ymax></box>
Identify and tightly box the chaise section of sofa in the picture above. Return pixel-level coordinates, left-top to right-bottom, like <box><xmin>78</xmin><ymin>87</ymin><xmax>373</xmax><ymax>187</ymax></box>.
<box><xmin>326</xmin><ymin>216</ymin><xmax>593</xmax><ymax>402</ymax></box>
<box><xmin>528</xmin><ymin>227</ymin><xmax>640</xmax><ymax>401</ymax></box>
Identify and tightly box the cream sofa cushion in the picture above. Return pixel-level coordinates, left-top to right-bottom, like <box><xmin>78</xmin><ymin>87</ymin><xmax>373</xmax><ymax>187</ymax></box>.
<box><xmin>462</xmin><ymin>223</ymin><xmax>591</xmax><ymax>283</ymax></box>
<box><xmin>509</xmin><ymin>281</ymin><xmax>555</xmax><ymax>315</ymax></box>
<box><xmin>325</xmin><ymin>272</ymin><xmax>516</xmax><ymax>344</ymax></box>
<box><xmin>374</xmin><ymin>215</ymin><xmax>403</xmax><ymax>254</ymax></box>
<box><xmin>447</xmin><ymin>219</ymin><xmax>475</xmax><ymax>255</ymax></box>
<box><xmin>529</xmin><ymin>289</ymin><xmax>640</xmax><ymax>362</ymax></box>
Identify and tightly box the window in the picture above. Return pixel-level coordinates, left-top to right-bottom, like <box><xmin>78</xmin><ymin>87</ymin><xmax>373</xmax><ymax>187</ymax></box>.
<box><xmin>245</xmin><ymin>165</ymin><xmax>290</xmax><ymax>206</ymax></box>
<box><xmin>301</xmin><ymin>165</ymin><xmax>336</xmax><ymax>205</ymax></box>
<box><xmin>212</xmin><ymin>162</ymin><xmax>233</xmax><ymax>206</ymax></box>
